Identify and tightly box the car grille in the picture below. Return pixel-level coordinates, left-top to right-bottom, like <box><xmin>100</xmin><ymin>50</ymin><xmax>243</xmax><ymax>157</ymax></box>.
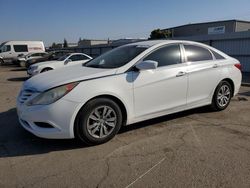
<box><xmin>18</xmin><ymin>89</ymin><xmax>36</xmax><ymax>104</ymax></box>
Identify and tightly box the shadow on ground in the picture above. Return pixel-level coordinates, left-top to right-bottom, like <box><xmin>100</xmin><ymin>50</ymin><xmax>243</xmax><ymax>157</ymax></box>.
<box><xmin>239</xmin><ymin>91</ymin><xmax>250</xmax><ymax>97</ymax></box>
<box><xmin>10</xmin><ymin>68</ymin><xmax>27</xmax><ymax>72</ymax></box>
<box><xmin>0</xmin><ymin>106</ymin><xmax>211</xmax><ymax>158</ymax></box>
<box><xmin>7</xmin><ymin>77</ymin><xmax>29</xmax><ymax>82</ymax></box>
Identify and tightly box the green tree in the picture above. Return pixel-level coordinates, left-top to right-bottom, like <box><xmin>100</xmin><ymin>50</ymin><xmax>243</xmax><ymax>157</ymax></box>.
<box><xmin>149</xmin><ymin>29</ymin><xmax>172</xmax><ymax>39</ymax></box>
<box><xmin>63</xmin><ymin>38</ymin><xmax>68</xmax><ymax>48</ymax></box>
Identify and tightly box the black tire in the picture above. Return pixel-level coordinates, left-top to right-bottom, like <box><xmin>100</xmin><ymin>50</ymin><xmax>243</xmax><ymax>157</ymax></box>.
<box><xmin>75</xmin><ymin>98</ymin><xmax>123</xmax><ymax>145</ymax></box>
<box><xmin>211</xmin><ymin>80</ymin><xmax>232</xmax><ymax>111</ymax></box>
<box><xmin>41</xmin><ymin>67</ymin><xmax>53</xmax><ymax>73</ymax></box>
<box><xmin>25</xmin><ymin>62</ymin><xmax>30</xmax><ymax>69</ymax></box>
<box><xmin>0</xmin><ymin>59</ymin><xmax>4</xmax><ymax>66</ymax></box>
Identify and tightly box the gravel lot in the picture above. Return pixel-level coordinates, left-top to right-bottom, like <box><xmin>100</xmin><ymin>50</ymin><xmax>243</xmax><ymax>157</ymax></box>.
<box><xmin>0</xmin><ymin>66</ymin><xmax>250</xmax><ymax>188</ymax></box>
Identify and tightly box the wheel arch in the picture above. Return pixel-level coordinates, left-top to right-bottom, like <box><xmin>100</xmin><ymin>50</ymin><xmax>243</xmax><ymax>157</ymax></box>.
<box><xmin>73</xmin><ymin>94</ymin><xmax>128</xmax><ymax>137</ymax></box>
<box><xmin>221</xmin><ymin>78</ymin><xmax>235</xmax><ymax>95</ymax></box>
<box><xmin>210</xmin><ymin>77</ymin><xmax>235</xmax><ymax>104</ymax></box>
<box><xmin>41</xmin><ymin>67</ymin><xmax>53</xmax><ymax>72</ymax></box>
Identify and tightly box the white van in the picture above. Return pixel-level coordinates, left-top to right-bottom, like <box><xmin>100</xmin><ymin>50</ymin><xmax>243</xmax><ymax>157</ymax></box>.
<box><xmin>0</xmin><ymin>41</ymin><xmax>45</xmax><ymax>65</ymax></box>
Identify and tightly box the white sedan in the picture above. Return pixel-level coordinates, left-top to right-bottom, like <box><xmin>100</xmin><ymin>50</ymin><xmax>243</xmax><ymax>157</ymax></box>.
<box><xmin>17</xmin><ymin>40</ymin><xmax>242</xmax><ymax>145</ymax></box>
<box><xmin>17</xmin><ymin>52</ymin><xmax>48</xmax><ymax>67</ymax></box>
<box><xmin>27</xmin><ymin>53</ymin><xmax>92</xmax><ymax>76</ymax></box>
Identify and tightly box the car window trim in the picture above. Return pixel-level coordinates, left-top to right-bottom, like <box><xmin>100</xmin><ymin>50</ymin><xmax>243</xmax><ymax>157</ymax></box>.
<box><xmin>210</xmin><ymin>49</ymin><xmax>226</xmax><ymax>60</ymax></box>
<box><xmin>182</xmin><ymin>43</ymin><xmax>215</xmax><ymax>63</ymax></box>
<box><xmin>126</xmin><ymin>43</ymin><xmax>185</xmax><ymax>72</ymax></box>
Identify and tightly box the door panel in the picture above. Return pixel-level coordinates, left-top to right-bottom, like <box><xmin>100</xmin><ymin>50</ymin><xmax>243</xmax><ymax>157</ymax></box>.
<box><xmin>183</xmin><ymin>44</ymin><xmax>222</xmax><ymax>105</ymax></box>
<box><xmin>187</xmin><ymin>61</ymin><xmax>221</xmax><ymax>105</ymax></box>
<box><xmin>133</xmin><ymin>64</ymin><xmax>188</xmax><ymax>118</ymax></box>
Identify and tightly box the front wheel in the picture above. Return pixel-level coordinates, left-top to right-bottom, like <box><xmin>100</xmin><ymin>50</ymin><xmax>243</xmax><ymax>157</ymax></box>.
<box><xmin>75</xmin><ymin>98</ymin><xmax>123</xmax><ymax>145</ymax></box>
<box><xmin>211</xmin><ymin>81</ymin><xmax>232</xmax><ymax>111</ymax></box>
<box><xmin>19</xmin><ymin>61</ymin><xmax>26</xmax><ymax>67</ymax></box>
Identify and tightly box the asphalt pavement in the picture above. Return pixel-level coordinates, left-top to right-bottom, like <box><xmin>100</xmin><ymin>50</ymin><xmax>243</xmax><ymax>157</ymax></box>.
<box><xmin>0</xmin><ymin>66</ymin><xmax>250</xmax><ymax>188</ymax></box>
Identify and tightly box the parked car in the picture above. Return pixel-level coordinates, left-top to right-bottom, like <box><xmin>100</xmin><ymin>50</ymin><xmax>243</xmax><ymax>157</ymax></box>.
<box><xmin>27</xmin><ymin>53</ymin><xmax>92</xmax><ymax>76</ymax></box>
<box><xmin>17</xmin><ymin>52</ymin><xmax>48</xmax><ymax>67</ymax></box>
<box><xmin>0</xmin><ymin>41</ymin><xmax>45</xmax><ymax>65</ymax></box>
<box><xmin>17</xmin><ymin>40</ymin><xmax>242</xmax><ymax>145</ymax></box>
<box><xmin>25</xmin><ymin>50</ymin><xmax>73</xmax><ymax>68</ymax></box>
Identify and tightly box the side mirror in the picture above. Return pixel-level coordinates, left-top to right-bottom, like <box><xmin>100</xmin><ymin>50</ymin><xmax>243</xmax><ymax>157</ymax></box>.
<box><xmin>64</xmin><ymin>59</ymin><xmax>72</xmax><ymax>64</ymax></box>
<box><xmin>135</xmin><ymin>60</ymin><xmax>158</xmax><ymax>70</ymax></box>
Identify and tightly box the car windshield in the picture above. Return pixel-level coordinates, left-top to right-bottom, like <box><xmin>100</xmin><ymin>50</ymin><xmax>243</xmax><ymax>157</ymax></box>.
<box><xmin>24</xmin><ymin>53</ymin><xmax>33</xmax><ymax>58</ymax></box>
<box><xmin>84</xmin><ymin>45</ymin><xmax>148</xmax><ymax>69</ymax></box>
<box><xmin>57</xmin><ymin>54</ymin><xmax>70</xmax><ymax>61</ymax></box>
<box><xmin>0</xmin><ymin>42</ymin><xmax>7</xmax><ymax>53</ymax></box>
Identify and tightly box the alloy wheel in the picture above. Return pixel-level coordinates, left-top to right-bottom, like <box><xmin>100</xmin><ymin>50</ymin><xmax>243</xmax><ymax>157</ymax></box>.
<box><xmin>217</xmin><ymin>85</ymin><xmax>231</xmax><ymax>107</ymax></box>
<box><xmin>87</xmin><ymin>105</ymin><xmax>117</xmax><ymax>138</ymax></box>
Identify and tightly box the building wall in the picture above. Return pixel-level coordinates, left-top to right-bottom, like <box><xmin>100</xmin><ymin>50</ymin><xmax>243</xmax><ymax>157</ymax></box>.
<box><xmin>166</xmin><ymin>21</ymin><xmax>235</xmax><ymax>37</ymax></box>
<box><xmin>78</xmin><ymin>40</ymin><xmax>108</xmax><ymax>46</ymax></box>
<box><xmin>90</xmin><ymin>40</ymin><xmax>108</xmax><ymax>46</ymax></box>
<box><xmin>236</xmin><ymin>22</ymin><xmax>250</xmax><ymax>32</ymax></box>
<box><xmin>172</xmin><ymin>31</ymin><xmax>250</xmax><ymax>72</ymax></box>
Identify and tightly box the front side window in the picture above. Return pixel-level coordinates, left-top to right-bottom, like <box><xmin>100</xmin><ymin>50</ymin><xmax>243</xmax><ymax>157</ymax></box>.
<box><xmin>0</xmin><ymin>45</ymin><xmax>11</xmax><ymax>52</ymax></box>
<box><xmin>13</xmin><ymin>45</ymin><xmax>28</xmax><ymax>52</ymax></box>
<box><xmin>184</xmin><ymin>45</ymin><xmax>213</xmax><ymax>62</ymax></box>
<box><xmin>85</xmin><ymin>45</ymin><xmax>148</xmax><ymax>69</ymax></box>
<box><xmin>144</xmin><ymin>44</ymin><xmax>181</xmax><ymax>67</ymax></box>
<box><xmin>57</xmin><ymin>54</ymin><xmax>70</xmax><ymax>61</ymax></box>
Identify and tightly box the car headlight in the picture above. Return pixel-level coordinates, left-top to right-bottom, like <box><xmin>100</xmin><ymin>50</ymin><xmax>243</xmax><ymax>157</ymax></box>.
<box><xmin>27</xmin><ymin>82</ymin><xmax>79</xmax><ymax>106</ymax></box>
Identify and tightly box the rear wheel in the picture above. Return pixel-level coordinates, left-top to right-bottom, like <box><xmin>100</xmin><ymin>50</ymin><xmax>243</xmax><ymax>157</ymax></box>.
<box><xmin>75</xmin><ymin>98</ymin><xmax>123</xmax><ymax>145</ymax></box>
<box><xmin>211</xmin><ymin>81</ymin><xmax>232</xmax><ymax>111</ymax></box>
<box><xmin>0</xmin><ymin>59</ymin><xmax>4</xmax><ymax>66</ymax></box>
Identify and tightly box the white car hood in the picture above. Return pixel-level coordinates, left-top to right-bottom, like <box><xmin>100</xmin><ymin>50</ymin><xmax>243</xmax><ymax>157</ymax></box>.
<box><xmin>24</xmin><ymin>65</ymin><xmax>118</xmax><ymax>92</ymax></box>
<box><xmin>32</xmin><ymin>60</ymin><xmax>61</xmax><ymax>67</ymax></box>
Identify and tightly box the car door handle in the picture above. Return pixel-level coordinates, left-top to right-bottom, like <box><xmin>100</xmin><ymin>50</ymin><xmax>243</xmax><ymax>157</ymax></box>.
<box><xmin>213</xmin><ymin>64</ymin><xmax>219</xmax><ymax>68</ymax></box>
<box><xmin>176</xmin><ymin>71</ymin><xmax>186</xmax><ymax>77</ymax></box>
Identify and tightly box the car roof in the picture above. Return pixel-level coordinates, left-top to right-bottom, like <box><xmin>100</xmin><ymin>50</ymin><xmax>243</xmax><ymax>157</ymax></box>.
<box><xmin>68</xmin><ymin>53</ymin><xmax>86</xmax><ymax>55</ymax></box>
<box><xmin>126</xmin><ymin>39</ymin><xmax>208</xmax><ymax>47</ymax></box>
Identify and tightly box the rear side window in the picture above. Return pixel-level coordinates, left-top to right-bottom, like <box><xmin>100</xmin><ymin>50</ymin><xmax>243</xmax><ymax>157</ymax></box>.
<box><xmin>211</xmin><ymin>50</ymin><xmax>225</xmax><ymax>60</ymax></box>
<box><xmin>13</xmin><ymin>45</ymin><xmax>28</xmax><ymax>52</ymax></box>
<box><xmin>144</xmin><ymin>44</ymin><xmax>181</xmax><ymax>67</ymax></box>
<box><xmin>184</xmin><ymin>45</ymin><xmax>213</xmax><ymax>62</ymax></box>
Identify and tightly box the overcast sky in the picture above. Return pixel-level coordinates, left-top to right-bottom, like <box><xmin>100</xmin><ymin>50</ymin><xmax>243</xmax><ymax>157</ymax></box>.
<box><xmin>1</xmin><ymin>0</ymin><xmax>250</xmax><ymax>46</ymax></box>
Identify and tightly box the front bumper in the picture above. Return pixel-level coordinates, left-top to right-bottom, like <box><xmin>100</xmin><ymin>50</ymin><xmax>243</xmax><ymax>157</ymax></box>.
<box><xmin>16</xmin><ymin>98</ymin><xmax>81</xmax><ymax>139</ymax></box>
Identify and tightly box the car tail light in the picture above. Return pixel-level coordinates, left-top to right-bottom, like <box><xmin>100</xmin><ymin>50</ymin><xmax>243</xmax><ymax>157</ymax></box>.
<box><xmin>234</xmin><ymin>63</ymin><xmax>242</xmax><ymax>71</ymax></box>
